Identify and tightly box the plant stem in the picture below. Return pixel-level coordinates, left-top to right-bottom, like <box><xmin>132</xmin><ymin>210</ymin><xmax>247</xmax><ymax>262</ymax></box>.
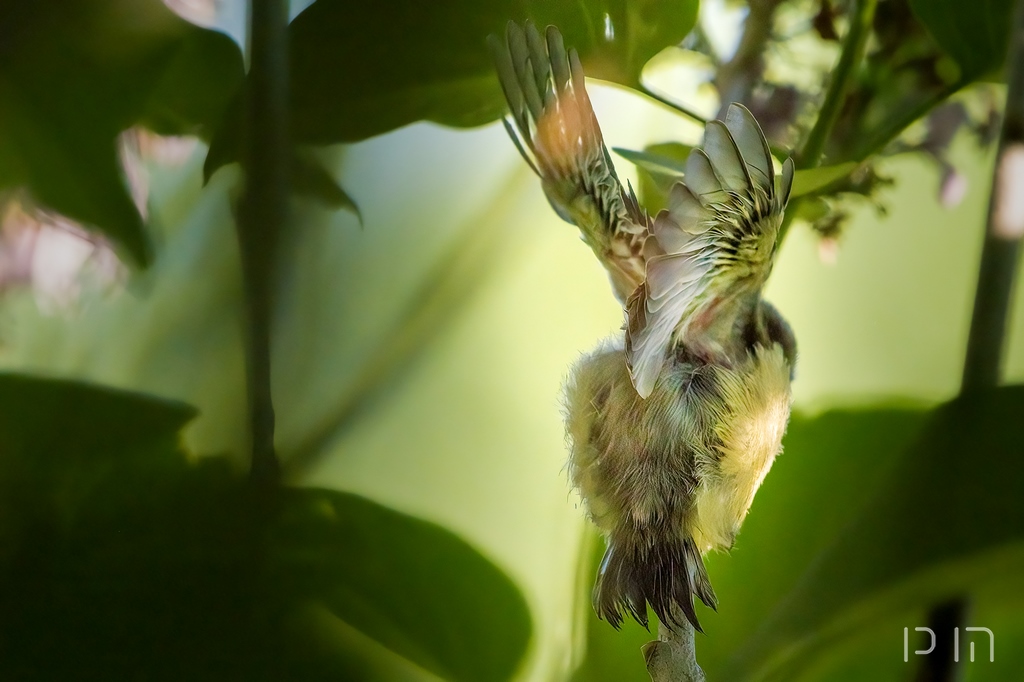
<box><xmin>796</xmin><ymin>0</ymin><xmax>877</xmax><ymax>169</ymax></box>
<box><xmin>961</xmin><ymin>0</ymin><xmax>1024</xmax><ymax>391</ymax></box>
<box><xmin>643</xmin><ymin>612</ymin><xmax>706</xmax><ymax>682</ymax></box>
<box><xmin>715</xmin><ymin>0</ymin><xmax>784</xmax><ymax>119</ymax></box>
<box><xmin>914</xmin><ymin>598</ymin><xmax>969</xmax><ymax>682</ymax></box>
<box><xmin>237</xmin><ymin>0</ymin><xmax>289</xmax><ymax>485</ymax></box>
<box><xmin>777</xmin><ymin>0</ymin><xmax>878</xmax><ymax>245</ymax></box>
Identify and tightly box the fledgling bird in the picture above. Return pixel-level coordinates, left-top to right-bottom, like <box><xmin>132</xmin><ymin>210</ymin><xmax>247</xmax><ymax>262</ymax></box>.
<box><xmin>489</xmin><ymin>22</ymin><xmax>797</xmax><ymax>632</ymax></box>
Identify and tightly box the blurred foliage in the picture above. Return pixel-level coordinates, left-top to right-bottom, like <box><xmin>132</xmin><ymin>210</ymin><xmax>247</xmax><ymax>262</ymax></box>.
<box><xmin>0</xmin><ymin>0</ymin><xmax>243</xmax><ymax>265</ymax></box>
<box><xmin>0</xmin><ymin>0</ymin><xmax>1022</xmax><ymax>680</ymax></box>
<box><xmin>0</xmin><ymin>373</ymin><xmax>530</xmax><ymax>681</ymax></box>
<box><xmin>909</xmin><ymin>0</ymin><xmax>1018</xmax><ymax>80</ymax></box>
<box><xmin>203</xmin><ymin>0</ymin><xmax>700</xmax><ymax>174</ymax></box>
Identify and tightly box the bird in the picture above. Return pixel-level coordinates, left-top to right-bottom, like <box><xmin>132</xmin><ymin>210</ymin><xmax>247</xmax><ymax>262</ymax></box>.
<box><xmin>488</xmin><ymin>22</ymin><xmax>797</xmax><ymax>633</ymax></box>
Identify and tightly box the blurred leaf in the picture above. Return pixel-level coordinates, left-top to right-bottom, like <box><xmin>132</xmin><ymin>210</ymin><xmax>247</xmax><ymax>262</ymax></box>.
<box><xmin>0</xmin><ymin>373</ymin><xmax>530</xmax><ymax>681</ymax></box>
<box><xmin>793</xmin><ymin>195</ymin><xmax>831</xmax><ymax>223</ymax></box>
<box><xmin>291</xmin><ymin>149</ymin><xmax>362</xmax><ymax>221</ymax></box>
<box><xmin>274</xmin><ymin>489</ymin><xmax>533</xmax><ymax>682</ymax></box>
<box><xmin>790</xmin><ymin>162</ymin><xmax>859</xmax><ymax>198</ymax></box>
<box><xmin>0</xmin><ymin>1</ymin><xmax>244</xmax><ymax>265</ymax></box>
<box><xmin>205</xmin><ymin>0</ymin><xmax>700</xmax><ymax>174</ymax></box>
<box><xmin>722</xmin><ymin>387</ymin><xmax>1024</xmax><ymax>681</ymax></box>
<box><xmin>909</xmin><ymin>0</ymin><xmax>1016</xmax><ymax>80</ymax></box>
<box><xmin>0</xmin><ymin>372</ymin><xmax>196</xmax><ymax>530</ymax></box>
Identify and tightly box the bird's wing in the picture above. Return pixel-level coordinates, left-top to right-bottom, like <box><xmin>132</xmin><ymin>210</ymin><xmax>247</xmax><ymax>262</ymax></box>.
<box><xmin>625</xmin><ymin>104</ymin><xmax>795</xmax><ymax>398</ymax></box>
<box><xmin>489</xmin><ymin>22</ymin><xmax>651</xmax><ymax>303</ymax></box>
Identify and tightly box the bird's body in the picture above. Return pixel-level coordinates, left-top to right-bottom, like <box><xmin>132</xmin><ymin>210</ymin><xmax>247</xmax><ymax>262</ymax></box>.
<box><xmin>490</xmin><ymin>22</ymin><xmax>796</xmax><ymax>632</ymax></box>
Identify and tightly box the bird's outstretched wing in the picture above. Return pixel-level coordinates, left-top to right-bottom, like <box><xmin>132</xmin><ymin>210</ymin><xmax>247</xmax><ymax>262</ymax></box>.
<box><xmin>489</xmin><ymin>22</ymin><xmax>651</xmax><ymax>303</ymax></box>
<box><xmin>626</xmin><ymin>105</ymin><xmax>795</xmax><ymax>398</ymax></box>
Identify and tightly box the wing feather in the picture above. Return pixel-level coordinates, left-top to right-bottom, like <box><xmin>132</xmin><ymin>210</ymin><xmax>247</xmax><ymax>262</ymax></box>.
<box><xmin>626</xmin><ymin>103</ymin><xmax>791</xmax><ymax>398</ymax></box>
<box><xmin>490</xmin><ymin>21</ymin><xmax>648</xmax><ymax>302</ymax></box>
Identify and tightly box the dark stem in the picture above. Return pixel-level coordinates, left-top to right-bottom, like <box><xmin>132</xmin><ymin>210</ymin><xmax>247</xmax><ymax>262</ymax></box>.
<box><xmin>714</xmin><ymin>0</ymin><xmax>784</xmax><ymax>118</ymax></box>
<box><xmin>921</xmin><ymin>2</ymin><xmax>1024</xmax><ymax>680</ymax></box>
<box><xmin>914</xmin><ymin>599</ymin><xmax>969</xmax><ymax>682</ymax></box>
<box><xmin>961</xmin><ymin>0</ymin><xmax>1024</xmax><ymax>391</ymax></box>
<box><xmin>237</xmin><ymin>0</ymin><xmax>289</xmax><ymax>485</ymax></box>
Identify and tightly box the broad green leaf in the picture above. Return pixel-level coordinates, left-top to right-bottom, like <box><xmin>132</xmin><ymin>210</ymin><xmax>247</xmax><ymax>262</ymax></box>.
<box><xmin>0</xmin><ymin>1</ymin><xmax>244</xmax><ymax>265</ymax></box>
<box><xmin>909</xmin><ymin>0</ymin><xmax>1016</xmax><ymax>80</ymax></box>
<box><xmin>0</xmin><ymin>372</ymin><xmax>196</xmax><ymax>530</ymax></box>
<box><xmin>205</xmin><ymin>0</ymin><xmax>700</xmax><ymax>174</ymax></box>
<box><xmin>0</xmin><ymin>373</ymin><xmax>532</xmax><ymax>681</ymax></box>
<box><xmin>790</xmin><ymin>162</ymin><xmax>859</xmax><ymax>198</ymax></box>
<box><xmin>273</xmin><ymin>489</ymin><xmax>533</xmax><ymax>682</ymax></box>
<box><xmin>721</xmin><ymin>387</ymin><xmax>1024</xmax><ymax>681</ymax></box>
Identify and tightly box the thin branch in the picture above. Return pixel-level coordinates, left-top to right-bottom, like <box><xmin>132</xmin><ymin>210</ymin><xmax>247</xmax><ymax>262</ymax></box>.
<box><xmin>638</xmin><ymin>83</ymin><xmax>709</xmax><ymax>125</ymax></box>
<box><xmin>643</xmin><ymin>611</ymin><xmax>706</xmax><ymax>682</ymax></box>
<box><xmin>237</xmin><ymin>0</ymin><xmax>289</xmax><ymax>485</ymax></box>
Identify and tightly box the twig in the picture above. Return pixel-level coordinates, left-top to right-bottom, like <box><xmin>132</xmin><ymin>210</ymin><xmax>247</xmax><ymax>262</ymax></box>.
<box><xmin>643</xmin><ymin>610</ymin><xmax>706</xmax><ymax>682</ymax></box>
<box><xmin>639</xmin><ymin>83</ymin><xmax>709</xmax><ymax>125</ymax></box>
<box><xmin>237</xmin><ymin>0</ymin><xmax>289</xmax><ymax>485</ymax></box>
<box><xmin>777</xmin><ymin>0</ymin><xmax>878</xmax><ymax>245</ymax></box>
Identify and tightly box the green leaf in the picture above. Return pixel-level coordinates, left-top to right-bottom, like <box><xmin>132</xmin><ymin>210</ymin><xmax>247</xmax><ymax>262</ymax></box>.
<box><xmin>291</xmin><ymin>149</ymin><xmax>363</xmax><ymax>221</ymax></box>
<box><xmin>791</xmin><ymin>162</ymin><xmax>859</xmax><ymax>198</ymax></box>
<box><xmin>0</xmin><ymin>1</ymin><xmax>244</xmax><ymax>265</ymax></box>
<box><xmin>0</xmin><ymin>373</ymin><xmax>532</xmax><ymax>680</ymax></box>
<box><xmin>909</xmin><ymin>0</ymin><xmax>1017</xmax><ymax>80</ymax></box>
<box><xmin>274</xmin><ymin>488</ymin><xmax>533</xmax><ymax>682</ymax></box>
<box><xmin>205</xmin><ymin>0</ymin><xmax>700</xmax><ymax>174</ymax></box>
<box><xmin>0</xmin><ymin>372</ymin><xmax>196</xmax><ymax>527</ymax></box>
<box><xmin>720</xmin><ymin>387</ymin><xmax>1024</xmax><ymax>681</ymax></box>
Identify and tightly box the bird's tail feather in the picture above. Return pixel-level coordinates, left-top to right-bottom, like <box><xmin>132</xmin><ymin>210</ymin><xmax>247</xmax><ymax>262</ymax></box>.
<box><xmin>594</xmin><ymin>530</ymin><xmax>717</xmax><ymax>633</ymax></box>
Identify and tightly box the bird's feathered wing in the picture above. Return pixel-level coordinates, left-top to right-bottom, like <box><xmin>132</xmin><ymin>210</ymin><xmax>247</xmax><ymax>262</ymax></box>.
<box><xmin>489</xmin><ymin>22</ymin><xmax>651</xmax><ymax>303</ymax></box>
<box><xmin>625</xmin><ymin>106</ymin><xmax>795</xmax><ymax>398</ymax></box>
<box><xmin>490</xmin><ymin>24</ymin><xmax>794</xmax><ymax>399</ymax></box>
